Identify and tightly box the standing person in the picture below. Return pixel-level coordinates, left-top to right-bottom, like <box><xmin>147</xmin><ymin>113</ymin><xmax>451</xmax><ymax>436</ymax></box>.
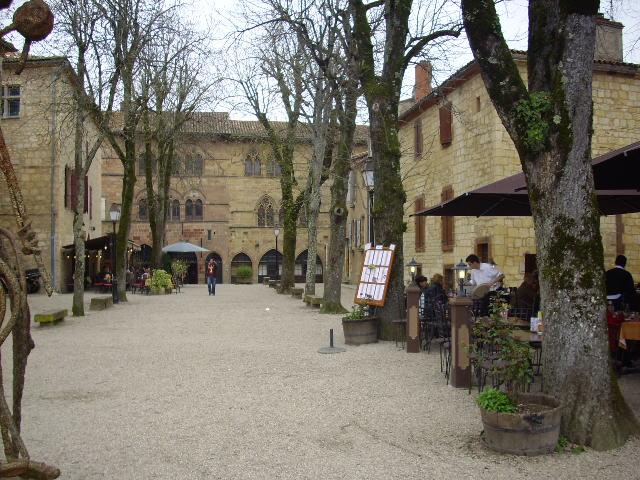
<box><xmin>206</xmin><ymin>258</ymin><xmax>217</xmax><ymax>296</ymax></box>
<box><xmin>466</xmin><ymin>254</ymin><xmax>504</xmax><ymax>315</ymax></box>
<box><xmin>605</xmin><ymin>255</ymin><xmax>636</xmax><ymax>311</ymax></box>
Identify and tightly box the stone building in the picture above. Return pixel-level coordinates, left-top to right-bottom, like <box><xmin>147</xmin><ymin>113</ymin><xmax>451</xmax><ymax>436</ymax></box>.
<box><xmin>101</xmin><ymin>113</ymin><xmax>367</xmax><ymax>284</ymax></box>
<box><xmin>0</xmin><ymin>56</ymin><xmax>103</xmax><ymax>292</ymax></box>
<box><xmin>399</xmin><ymin>17</ymin><xmax>640</xmax><ymax>289</ymax></box>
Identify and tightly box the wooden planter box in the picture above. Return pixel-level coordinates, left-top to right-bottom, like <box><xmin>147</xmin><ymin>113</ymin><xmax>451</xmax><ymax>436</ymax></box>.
<box><xmin>480</xmin><ymin>393</ymin><xmax>561</xmax><ymax>456</ymax></box>
<box><xmin>342</xmin><ymin>317</ymin><xmax>379</xmax><ymax>345</ymax></box>
<box><xmin>232</xmin><ymin>276</ymin><xmax>252</xmax><ymax>284</ymax></box>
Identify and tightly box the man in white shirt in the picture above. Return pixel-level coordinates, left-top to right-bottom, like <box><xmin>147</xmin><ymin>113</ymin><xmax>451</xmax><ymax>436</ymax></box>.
<box><xmin>465</xmin><ymin>254</ymin><xmax>504</xmax><ymax>291</ymax></box>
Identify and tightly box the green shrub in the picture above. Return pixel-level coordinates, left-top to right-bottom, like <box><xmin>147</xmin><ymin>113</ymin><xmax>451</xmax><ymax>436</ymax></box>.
<box><xmin>235</xmin><ymin>265</ymin><xmax>252</xmax><ymax>279</ymax></box>
<box><xmin>171</xmin><ymin>259</ymin><xmax>188</xmax><ymax>281</ymax></box>
<box><xmin>149</xmin><ymin>269</ymin><xmax>173</xmax><ymax>290</ymax></box>
<box><xmin>343</xmin><ymin>304</ymin><xmax>368</xmax><ymax>321</ymax></box>
<box><xmin>476</xmin><ymin>388</ymin><xmax>517</xmax><ymax>413</ymax></box>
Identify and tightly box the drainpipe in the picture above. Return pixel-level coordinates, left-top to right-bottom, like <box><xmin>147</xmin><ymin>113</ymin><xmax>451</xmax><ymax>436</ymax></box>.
<box><xmin>49</xmin><ymin>69</ymin><xmax>61</xmax><ymax>291</ymax></box>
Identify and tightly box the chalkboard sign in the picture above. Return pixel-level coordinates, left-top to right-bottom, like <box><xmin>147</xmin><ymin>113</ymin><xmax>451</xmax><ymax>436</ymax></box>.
<box><xmin>354</xmin><ymin>243</ymin><xmax>396</xmax><ymax>307</ymax></box>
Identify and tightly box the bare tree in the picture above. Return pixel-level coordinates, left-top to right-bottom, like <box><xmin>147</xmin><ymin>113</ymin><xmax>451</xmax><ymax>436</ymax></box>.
<box><xmin>461</xmin><ymin>0</ymin><xmax>639</xmax><ymax>448</ymax></box>
<box><xmin>138</xmin><ymin>20</ymin><xmax>213</xmax><ymax>268</ymax></box>
<box><xmin>348</xmin><ymin>0</ymin><xmax>461</xmax><ymax>336</ymax></box>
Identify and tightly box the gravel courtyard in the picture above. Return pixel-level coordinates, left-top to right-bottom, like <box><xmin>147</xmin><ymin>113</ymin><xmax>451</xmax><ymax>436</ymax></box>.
<box><xmin>8</xmin><ymin>284</ymin><xmax>640</xmax><ymax>479</ymax></box>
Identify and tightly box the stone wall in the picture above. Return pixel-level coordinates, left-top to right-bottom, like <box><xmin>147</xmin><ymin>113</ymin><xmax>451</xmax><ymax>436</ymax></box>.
<box><xmin>400</xmin><ymin>60</ymin><xmax>640</xmax><ymax>289</ymax></box>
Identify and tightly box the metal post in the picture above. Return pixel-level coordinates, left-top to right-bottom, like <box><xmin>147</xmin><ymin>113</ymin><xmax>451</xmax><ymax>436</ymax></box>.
<box><xmin>406</xmin><ymin>281</ymin><xmax>421</xmax><ymax>353</ymax></box>
<box><xmin>330</xmin><ymin>329</ymin><xmax>334</xmax><ymax>348</ymax></box>
<box><xmin>111</xmin><ymin>222</ymin><xmax>119</xmax><ymax>304</ymax></box>
<box><xmin>275</xmin><ymin>235</ymin><xmax>279</xmax><ymax>280</ymax></box>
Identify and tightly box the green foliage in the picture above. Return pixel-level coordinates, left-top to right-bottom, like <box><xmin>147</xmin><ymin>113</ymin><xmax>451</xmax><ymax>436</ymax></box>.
<box><xmin>555</xmin><ymin>436</ymin><xmax>569</xmax><ymax>452</ymax></box>
<box><xmin>343</xmin><ymin>304</ymin><xmax>368</xmax><ymax>321</ymax></box>
<box><xmin>235</xmin><ymin>265</ymin><xmax>252</xmax><ymax>280</ymax></box>
<box><xmin>149</xmin><ymin>269</ymin><xmax>173</xmax><ymax>290</ymax></box>
<box><xmin>515</xmin><ymin>91</ymin><xmax>552</xmax><ymax>151</ymax></box>
<box><xmin>476</xmin><ymin>388</ymin><xmax>517</xmax><ymax>413</ymax></box>
<box><xmin>555</xmin><ymin>435</ymin><xmax>585</xmax><ymax>454</ymax></box>
<box><xmin>468</xmin><ymin>293</ymin><xmax>534</xmax><ymax>397</ymax></box>
<box><xmin>171</xmin><ymin>259</ymin><xmax>188</xmax><ymax>281</ymax></box>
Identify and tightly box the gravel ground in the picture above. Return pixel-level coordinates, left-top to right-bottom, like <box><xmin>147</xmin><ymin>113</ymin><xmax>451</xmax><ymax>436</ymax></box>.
<box><xmin>3</xmin><ymin>283</ymin><xmax>639</xmax><ymax>479</ymax></box>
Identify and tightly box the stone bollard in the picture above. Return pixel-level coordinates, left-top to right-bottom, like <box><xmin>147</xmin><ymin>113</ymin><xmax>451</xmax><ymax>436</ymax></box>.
<box><xmin>405</xmin><ymin>281</ymin><xmax>421</xmax><ymax>353</ymax></box>
<box><xmin>449</xmin><ymin>296</ymin><xmax>473</xmax><ymax>389</ymax></box>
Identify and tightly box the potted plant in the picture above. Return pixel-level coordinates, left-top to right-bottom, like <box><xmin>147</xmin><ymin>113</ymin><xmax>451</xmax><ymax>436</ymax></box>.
<box><xmin>171</xmin><ymin>259</ymin><xmax>188</xmax><ymax>287</ymax></box>
<box><xmin>149</xmin><ymin>269</ymin><xmax>173</xmax><ymax>294</ymax></box>
<box><xmin>342</xmin><ymin>304</ymin><xmax>378</xmax><ymax>345</ymax></box>
<box><xmin>470</xmin><ymin>294</ymin><xmax>561</xmax><ymax>455</ymax></box>
<box><xmin>233</xmin><ymin>265</ymin><xmax>253</xmax><ymax>284</ymax></box>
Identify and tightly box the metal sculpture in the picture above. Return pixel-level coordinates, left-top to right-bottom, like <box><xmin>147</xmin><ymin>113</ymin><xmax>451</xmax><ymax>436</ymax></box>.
<box><xmin>0</xmin><ymin>1</ymin><xmax>59</xmax><ymax>478</ymax></box>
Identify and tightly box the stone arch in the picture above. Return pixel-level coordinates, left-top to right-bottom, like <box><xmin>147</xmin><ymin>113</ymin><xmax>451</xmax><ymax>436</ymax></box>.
<box><xmin>205</xmin><ymin>252</ymin><xmax>223</xmax><ymax>284</ymax></box>
<box><xmin>230</xmin><ymin>252</ymin><xmax>253</xmax><ymax>283</ymax></box>
<box><xmin>295</xmin><ymin>250</ymin><xmax>323</xmax><ymax>283</ymax></box>
<box><xmin>258</xmin><ymin>249</ymin><xmax>282</xmax><ymax>282</ymax></box>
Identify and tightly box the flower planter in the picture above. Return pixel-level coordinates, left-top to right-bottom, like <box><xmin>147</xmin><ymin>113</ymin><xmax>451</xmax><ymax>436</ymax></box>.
<box><xmin>479</xmin><ymin>393</ymin><xmax>561</xmax><ymax>456</ymax></box>
<box><xmin>342</xmin><ymin>317</ymin><xmax>378</xmax><ymax>345</ymax></box>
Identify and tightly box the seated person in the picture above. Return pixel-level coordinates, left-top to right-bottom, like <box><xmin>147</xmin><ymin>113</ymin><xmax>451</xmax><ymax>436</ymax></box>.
<box><xmin>513</xmin><ymin>271</ymin><xmax>540</xmax><ymax>318</ymax></box>
<box><xmin>425</xmin><ymin>273</ymin><xmax>448</xmax><ymax>305</ymax></box>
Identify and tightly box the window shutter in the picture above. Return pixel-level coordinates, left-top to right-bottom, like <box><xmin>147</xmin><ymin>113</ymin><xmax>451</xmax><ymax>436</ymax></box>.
<box><xmin>414</xmin><ymin>119</ymin><xmax>423</xmax><ymax>157</ymax></box>
<box><xmin>439</xmin><ymin>103</ymin><xmax>452</xmax><ymax>146</ymax></box>
<box><xmin>84</xmin><ymin>175</ymin><xmax>89</xmax><ymax>213</ymax></box>
<box><xmin>441</xmin><ymin>186</ymin><xmax>454</xmax><ymax>251</ymax></box>
<box><xmin>415</xmin><ymin>196</ymin><xmax>425</xmax><ymax>252</ymax></box>
<box><xmin>70</xmin><ymin>169</ymin><xmax>78</xmax><ymax>211</ymax></box>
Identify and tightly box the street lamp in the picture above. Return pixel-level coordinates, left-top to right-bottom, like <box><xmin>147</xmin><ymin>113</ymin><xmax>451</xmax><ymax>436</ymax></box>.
<box><xmin>109</xmin><ymin>203</ymin><xmax>121</xmax><ymax>304</ymax></box>
<box><xmin>274</xmin><ymin>227</ymin><xmax>280</xmax><ymax>280</ymax></box>
<box><xmin>406</xmin><ymin>257</ymin><xmax>421</xmax><ymax>283</ymax></box>
<box><xmin>453</xmin><ymin>259</ymin><xmax>469</xmax><ymax>296</ymax></box>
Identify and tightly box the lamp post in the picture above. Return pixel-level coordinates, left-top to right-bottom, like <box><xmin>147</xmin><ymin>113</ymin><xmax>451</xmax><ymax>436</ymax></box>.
<box><xmin>406</xmin><ymin>257</ymin><xmax>420</xmax><ymax>283</ymax></box>
<box><xmin>453</xmin><ymin>259</ymin><xmax>469</xmax><ymax>296</ymax></box>
<box><xmin>274</xmin><ymin>227</ymin><xmax>280</xmax><ymax>280</ymax></box>
<box><xmin>109</xmin><ymin>204</ymin><xmax>121</xmax><ymax>304</ymax></box>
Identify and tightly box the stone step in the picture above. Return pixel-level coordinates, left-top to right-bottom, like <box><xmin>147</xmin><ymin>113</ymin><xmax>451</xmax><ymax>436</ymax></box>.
<box><xmin>34</xmin><ymin>309</ymin><xmax>67</xmax><ymax>325</ymax></box>
<box><xmin>90</xmin><ymin>296</ymin><xmax>113</xmax><ymax>311</ymax></box>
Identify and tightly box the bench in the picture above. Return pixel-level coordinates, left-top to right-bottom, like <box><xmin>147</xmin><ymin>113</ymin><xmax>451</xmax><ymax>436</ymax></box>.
<box><xmin>268</xmin><ymin>280</ymin><xmax>280</xmax><ymax>289</ymax></box>
<box><xmin>291</xmin><ymin>288</ymin><xmax>304</xmax><ymax>299</ymax></box>
<box><xmin>90</xmin><ymin>296</ymin><xmax>113</xmax><ymax>311</ymax></box>
<box><xmin>34</xmin><ymin>309</ymin><xmax>67</xmax><ymax>325</ymax></box>
<box><xmin>304</xmin><ymin>295</ymin><xmax>322</xmax><ymax>307</ymax></box>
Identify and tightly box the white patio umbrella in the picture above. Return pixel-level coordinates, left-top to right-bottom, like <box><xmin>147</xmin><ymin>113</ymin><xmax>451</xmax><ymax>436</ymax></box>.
<box><xmin>161</xmin><ymin>241</ymin><xmax>209</xmax><ymax>253</ymax></box>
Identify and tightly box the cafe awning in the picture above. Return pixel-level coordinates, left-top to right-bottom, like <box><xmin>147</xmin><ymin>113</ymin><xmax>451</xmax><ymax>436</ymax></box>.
<box><xmin>63</xmin><ymin>235</ymin><xmax>139</xmax><ymax>251</ymax></box>
<box><xmin>415</xmin><ymin>141</ymin><xmax>640</xmax><ymax>217</ymax></box>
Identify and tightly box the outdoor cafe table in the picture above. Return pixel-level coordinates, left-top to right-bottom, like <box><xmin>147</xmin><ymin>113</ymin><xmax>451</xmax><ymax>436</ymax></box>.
<box><xmin>619</xmin><ymin>321</ymin><xmax>640</xmax><ymax>349</ymax></box>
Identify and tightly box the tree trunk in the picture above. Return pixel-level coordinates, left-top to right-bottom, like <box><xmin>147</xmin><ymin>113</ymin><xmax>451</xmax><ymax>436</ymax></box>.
<box><xmin>461</xmin><ymin>0</ymin><xmax>639</xmax><ymax>448</ymax></box>
<box><xmin>322</xmin><ymin>90</ymin><xmax>358</xmax><ymax>314</ymax></box>
<box><xmin>72</xmin><ymin>172</ymin><xmax>86</xmax><ymax>316</ymax></box>
<box><xmin>368</xmin><ymin>102</ymin><xmax>406</xmax><ymax>338</ymax></box>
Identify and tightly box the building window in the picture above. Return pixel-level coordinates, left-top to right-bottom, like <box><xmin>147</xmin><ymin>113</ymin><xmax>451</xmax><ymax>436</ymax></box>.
<box><xmin>171</xmin><ymin>199</ymin><xmax>180</xmax><ymax>221</ymax></box>
<box><xmin>138</xmin><ymin>198</ymin><xmax>148</xmax><ymax>220</ymax></box>
<box><xmin>475</xmin><ymin>96</ymin><xmax>481</xmax><ymax>113</ymax></box>
<box><xmin>194</xmin><ymin>199</ymin><xmax>203</xmax><ymax>220</ymax></box>
<box><xmin>441</xmin><ymin>186</ymin><xmax>454</xmax><ymax>251</ymax></box>
<box><xmin>1</xmin><ymin>85</ymin><xmax>20</xmax><ymax>118</ymax></box>
<box><xmin>298</xmin><ymin>206</ymin><xmax>307</xmax><ymax>227</ymax></box>
<box><xmin>183</xmin><ymin>155</ymin><xmax>203</xmax><ymax>176</ymax></box>
<box><xmin>254</xmin><ymin>159</ymin><xmax>261</xmax><ymax>176</ymax></box>
<box><xmin>278</xmin><ymin>206</ymin><xmax>285</xmax><ymax>227</ymax></box>
<box><xmin>244</xmin><ymin>157</ymin><xmax>253</xmax><ymax>176</ymax></box>
<box><xmin>414</xmin><ymin>119</ymin><xmax>423</xmax><ymax>158</ymax></box>
<box><xmin>256</xmin><ymin>196</ymin><xmax>275</xmax><ymax>227</ymax></box>
<box><xmin>476</xmin><ymin>241</ymin><xmax>489</xmax><ymax>263</ymax></box>
<box><xmin>266</xmin><ymin>158</ymin><xmax>275</xmax><ymax>177</ymax></box>
<box><xmin>415</xmin><ymin>196</ymin><xmax>425</xmax><ymax>252</ymax></box>
<box><xmin>439</xmin><ymin>102</ymin><xmax>452</xmax><ymax>147</ymax></box>
<box><xmin>185</xmin><ymin>199</ymin><xmax>193</xmax><ymax>219</ymax></box>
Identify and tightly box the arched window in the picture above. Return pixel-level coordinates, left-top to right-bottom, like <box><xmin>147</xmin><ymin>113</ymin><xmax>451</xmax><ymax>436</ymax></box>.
<box><xmin>137</xmin><ymin>156</ymin><xmax>145</xmax><ymax>175</ymax></box>
<box><xmin>171</xmin><ymin>199</ymin><xmax>180</xmax><ymax>221</ymax></box>
<box><xmin>278</xmin><ymin>206</ymin><xmax>285</xmax><ymax>227</ymax></box>
<box><xmin>194</xmin><ymin>155</ymin><xmax>203</xmax><ymax>176</ymax></box>
<box><xmin>138</xmin><ymin>198</ymin><xmax>148</xmax><ymax>220</ymax></box>
<box><xmin>274</xmin><ymin>162</ymin><xmax>282</xmax><ymax>177</ymax></box>
<box><xmin>254</xmin><ymin>159</ymin><xmax>261</xmax><ymax>176</ymax></box>
<box><xmin>244</xmin><ymin>158</ymin><xmax>253</xmax><ymax>176</ymax></box>
<box><xmin>185</xmin><ymin>199</ymin><xmax>193</xmax><ymax>220</ymax></box>
<box><xmin>194</xmin><ymin>199</ymin><xmax>203</xmax><ymax>220</ymax></box>
<box><xmin>256</xmin><ymin>196</ymin><xmax>275</xmax><ymax>227</ymax></box>
<box><xmin>266</xmin><ymin>158</ymin><xmax>275</xmax><ymax>177</ymax></box>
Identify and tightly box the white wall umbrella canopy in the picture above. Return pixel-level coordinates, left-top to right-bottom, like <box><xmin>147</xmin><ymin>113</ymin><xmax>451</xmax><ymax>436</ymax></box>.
<box><xmin>161</xmin><ymin>241</ymin><xmax>210</xmax><ymax>253</ymax></box>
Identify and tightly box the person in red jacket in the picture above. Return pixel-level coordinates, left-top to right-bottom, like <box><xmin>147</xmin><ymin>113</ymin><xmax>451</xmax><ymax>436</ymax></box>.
<box><xmin>206</xmin><ymin>259</ymin><xmax>217</xmax><ymax>296</ymax></box>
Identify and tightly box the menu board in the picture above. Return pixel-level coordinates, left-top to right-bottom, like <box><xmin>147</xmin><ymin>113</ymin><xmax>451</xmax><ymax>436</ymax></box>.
<box><xmin>354</xmin><ymin>243</ymin><xmax>396</xmax><ymax>307</ymax></box>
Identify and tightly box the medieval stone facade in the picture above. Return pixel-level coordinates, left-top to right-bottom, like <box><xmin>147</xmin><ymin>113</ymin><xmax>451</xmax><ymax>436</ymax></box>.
<box><xmin>101</xmin><ymin>113</ymin><xmax>367</xmax><ymax>284</ymax></box>
<box><xmin>399</xmin><ymin>18</ymin><xmax>640</xmax><ymax>289</ymax></box>
<box><xmin>0</xmin><ymin>57</ymin><xmax>103</xmax><ymax>292</ymax></box>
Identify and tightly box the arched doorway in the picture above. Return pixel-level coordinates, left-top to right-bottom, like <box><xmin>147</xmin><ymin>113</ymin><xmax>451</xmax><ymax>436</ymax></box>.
<box><xmin>169</xmin><ymin>252</ymin><xmax>198</xmax><ymax>284</ymax></box>
<box><xmin>231</xmin><ymin>253</ymin><xmax>252</xmax><ymax>283</ymax></box>
<box><xmin>258</xmin><ymin>249</ymin><xmax>282</xmax><ymax>283</ymax></box>
<box><xmin>205</xmin><ymin>252</ymin><xmax>223</xmax><ymax>284</ymax></box>
<box><xmin>295</xmin><ymin>250</ymin><xmax>323</xmax><ymax>283</ymax></box>
<box><xmin>133</xmin><ymin>244</ymin><xmax>152</xmax><ymax>266</ymax></box>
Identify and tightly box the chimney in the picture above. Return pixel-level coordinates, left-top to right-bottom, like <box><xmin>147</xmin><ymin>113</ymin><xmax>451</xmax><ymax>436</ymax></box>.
<box><xmin>414</xmin><ymin>61</ymin><xmax>432</xmax><ymax>101</ymax></box>
<box><xmin>595</xmin><ymin>15</ymin><xmax>624</xmax><ymax>62</ymax></box>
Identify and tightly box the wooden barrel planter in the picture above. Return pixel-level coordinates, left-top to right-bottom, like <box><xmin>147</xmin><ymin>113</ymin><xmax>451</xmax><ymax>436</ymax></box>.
<box><xmin>480</xmin><ymin>393</ymin><xmax>561</xmax><ymax>456</ymax></box>
<box><xmin>342</xmin><ymin>317</ymin><xmax>379</xmax><ymax>345</ymax></box>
